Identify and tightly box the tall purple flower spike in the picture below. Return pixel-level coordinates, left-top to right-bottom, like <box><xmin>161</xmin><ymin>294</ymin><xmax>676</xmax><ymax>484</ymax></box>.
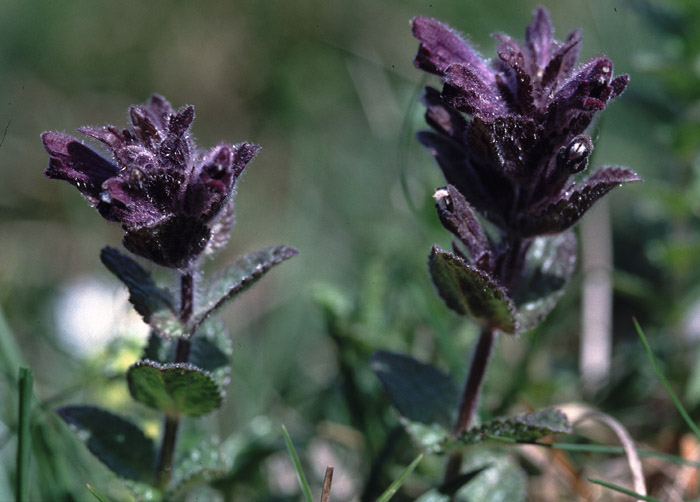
<box><xmin>413</xmin><ymin>7</ymin><xmax>640</xmax><ymax>237</ymax></box>
<box><xmin>42</xmin><ymin>95</ymin><xmax>260</xmax><ymax>269</ymax></box>
<box><xmin>414</xmin><ymin>7</ymin><xmax>641</xmax><ymax>333</ymax></box>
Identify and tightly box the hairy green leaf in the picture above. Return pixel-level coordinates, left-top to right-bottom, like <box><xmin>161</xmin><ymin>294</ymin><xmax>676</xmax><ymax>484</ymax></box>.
<box><xmin>428</xmin><ymin>246</ymin><xmax>518</xmax><ymax>333</ymax></box>
<box><xmin>192</xmin><ymin>246</ymin><xmax>298</xmax><ymax>331</ymax></box>
<box><xmin>56</xmin><ymin>405</ymin><xmax>156</xmax><ymax>484</ymax></box>
<box><xmin>127</xmin><ymin>361</ymin><xmax>222</xmax><ymax>417</ymax></box>
<box><xmin>372</xmin><ymin>351</ymin><xmax>457</xmax><ymax>451</ymax></box>
<box><xmin>100</xmin><ymin>247</ymin><xmax>183</xmax><ymax>338</ymax></box>
<box><xmin>442</xmin><ymin>408</ymin><xmax>571</xmax><ymax>451</ymax></box>
<box><xmin>512</xmin><ymin>231</ymin><xmax>577</xmax><ymax>330</ymax></box>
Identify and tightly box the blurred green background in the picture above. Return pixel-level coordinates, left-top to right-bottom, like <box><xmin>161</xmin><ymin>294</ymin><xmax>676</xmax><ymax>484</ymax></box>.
<box><xmin>1</xmin><ymin>0</ymin><xmax>699</xmax><ymax>500</ymax></box>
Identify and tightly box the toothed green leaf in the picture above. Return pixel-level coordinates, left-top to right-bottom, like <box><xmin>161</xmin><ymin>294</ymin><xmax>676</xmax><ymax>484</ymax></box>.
<box><xmin>127</xmin><ymin>361</ymin><xmax>222</xmax><ymax>417</ymax></box>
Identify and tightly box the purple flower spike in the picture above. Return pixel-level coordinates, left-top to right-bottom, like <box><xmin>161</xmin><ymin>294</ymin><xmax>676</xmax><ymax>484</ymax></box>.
<box><xmin>412</xmin><ymin>6</ymin><xmax>640</xmax><ymax>239</ymax></box>
<box><xmin>415</xmin><ymin>7</ymin><xmax>640</xmax><ymax>333</ymax></box>
<box><xmin>42</xmin><ymin>94</ymin><xmax>260</xmax><ymax>269</ymax></box>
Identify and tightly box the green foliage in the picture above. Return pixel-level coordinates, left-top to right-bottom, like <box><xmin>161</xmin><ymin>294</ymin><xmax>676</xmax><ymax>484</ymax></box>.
<box><xmin>55</xmin><ymin>406</ymin><xmax>156</xmax><ymax>484</ymax></box>
<box><xmin>127</xmin><ymin>360</ymin><xmax>223</xmax><ymax>417</ymax></box>
<box><xmin>428</xmin><ymin>246</ymin><xmax>518</xmax><ymax>333</ymax></box>
<box><xmin>441</xmin><ymin>409</ymin><xmax>571</xmax><ymax>452</ymax></box>
<box><xmin>100</xmin><ymin>247</ymin><xmax>182</xmax><ymax>338</ymax></box>
<box><xmin>512</xmin><ymin>232</ymin><xmax>577</xmax><ymax>331</ymax></box>
<box><xmin>372</xmin><ymin>350</ymin><xmax>457</xmax><ymax>451</ymax></box>
<box><xmin>192</xmin><ymin>245</ymin><xmax>299</xmax><ymax>330</ymax></box>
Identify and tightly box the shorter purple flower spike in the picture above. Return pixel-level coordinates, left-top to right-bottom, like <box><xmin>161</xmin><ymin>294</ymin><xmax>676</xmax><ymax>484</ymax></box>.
<box><xmin>413</xmin><ymin>6</ymin><xmax>641</xmax><ymax>333</ymax></box>
<box><xmin>412</xmin><ymin>6</ymin><xmax>640</xmax><ymax>240</ymax></box>
<box><xmin>42</xmin><ymin>94</ymin><xmax>260</xmax><ymax>269</ymax></box>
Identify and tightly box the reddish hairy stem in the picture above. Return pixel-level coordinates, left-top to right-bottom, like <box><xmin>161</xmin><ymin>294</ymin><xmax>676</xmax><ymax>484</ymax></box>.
<box><xmin>443</xmin><ymin>327</ymin><xmax>497</xmax><ymax>486</ymax></box>
<box><xmin>155</xmin><ymin>271</ymin><xmax>194</xmax><ymax>490</ymax></box>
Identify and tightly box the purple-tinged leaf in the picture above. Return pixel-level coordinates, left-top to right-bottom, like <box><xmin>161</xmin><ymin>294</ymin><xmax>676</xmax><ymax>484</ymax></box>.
<box><xmin>127</xmin><ymin>360</ymin><xmax>222</xmax><ymax>417</ymax></box>
<box><xmin>56</xmin><ymin>405</ymin><xmax>156</xmax><ymax>484</ymax></box>
<box><xmin>412</xmin><ymin>17</ymin><xmax>492</xmax><ymax>77</ymax></box>
<box><xmin>541</xmin><ymin>29</ymin><xmax>582</xmax><ymax>89</ymax></box>
<box><xmin>100</xmin><ymin>247</ymin><xmax>183</xmax><ymax>338</ymax></box>
<box><xmin>512</xmin><ymin>231</ymin><xmax>577</xmax><ymax>330</ymax></box>
<box><xmin>41</xmin><ymin>132</ymin><xmax>119</xmax><ymax>204</ymax></box>
<box><xmin>467</xmin><ymin>115</ymin><xmax>540</xmax><ymax>179</ymax></box>
<box><xmin>417</xmin><ymin>131</ymin><xmax>504</xmax><ymax>226</ymax></box>
<box><xmin>121</xmin><ymin>215</ymin><xmax>211</xmax><ymax>270</ymax></box>
<box><xmin>443</xmin><ymin>63</ymin><xmax>507</xmax><ymax>117</ymax></box>
<box><xmin>421</xmin><ymin>86</ymin><xmax>468</xmax><ymax>140</ymax></box>
<box><xmin>520</xmin><ymin>167</ymin><xmax>642</xmax><ymax>237</ymax></box>
<box><xmin>433</xmin><ymin>185</ymin><xmax>490</xmax><ymax>265</ymax></box>
<box><xmin>428</xmin><ymin>246</ymin><xmax>518</xmax><ymax>334</ymax></box>
<box><xmin>525</xmin><ymin>6</ymin><xmax>555</xmax><ymax>70</ymax></box>
<box><xmin>191</xmin><ymin>245</ymin><xmax>298</xmax><ymax>332</ymax></box>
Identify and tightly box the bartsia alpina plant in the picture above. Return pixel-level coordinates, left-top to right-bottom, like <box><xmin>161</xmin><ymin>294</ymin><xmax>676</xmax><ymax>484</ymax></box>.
<box><xmin>42</xmin><ymin>95</ymin><xmax>297</xmax><ymax>497</ymax></box>
<box><xmin>413</xmin><ymin>6</ymin><xmax>640</xmax><ymax>333</ymax></box>
<box><xmin>372</xmin><ymin>6</ymin><xmax>640</xmax><ymax>494</ymax></box>
<box><xmin>42</xmin><ymin>94</ymin><xmax>260</xmax><ymax>269</ymax></box>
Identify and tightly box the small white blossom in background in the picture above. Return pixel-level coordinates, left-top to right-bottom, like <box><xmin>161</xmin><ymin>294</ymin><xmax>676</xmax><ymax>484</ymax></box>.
<box><xmin>54</xmin><ymin>276</ymin><xmax>149</xmax><ymax>358</ymax></box>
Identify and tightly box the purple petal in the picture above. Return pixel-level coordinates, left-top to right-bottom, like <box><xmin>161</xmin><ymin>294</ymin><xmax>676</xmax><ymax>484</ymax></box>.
<box><xmin>129</xmin><ymin>106</ymin><xmax>162</xmax><ymax>147</ymax></box>
<box><xmin>122</xmin><ymin>215</ymin><xmax>211</xmax><ymax>269</ymax></box>
<box><xmin>417</xmin><ymin>131</ymin><xmax>506</xmax><ymax>225</ymax></box>
<box><xmin>495</xmin><ymin>38</ymin><xmax>535</xmax><ymax>115</ymax></box>
<box><xmin>231</xmin><ymin>142</ymin><xmax>262</xmax><ymax>177</ymax></box>
<box><xmin>554</xmin><ymin>56</ymin><xmax>619</xmax><ymax>112</ymax></box>
<box><xmin>526</xmin><ymin>6</ymin><xmax>555</xmax><ymax>70</ymax></box>
<box><xmin>466</xmin><ymin>115</ymin><xmax>540</xmax><ymax>180</ymax></box>
<box><xmin>541</xmin><ymin>29</ymin><xmax>582</xmax><ymax>89</ymax></box>
<box><xmin>99</xmin><ymin>169</ymin><xmax>185</xmax><ymax>226</ymax></box>
<box><xmin>420</xmin><ymin>86</ymin><xmax>468</xmax><ymax>139</ymax></box>
<box><xmin>520</xmin><ymin>167</ymin><xmax>642</xmax><ymax>236</ymax></box>
<box><xmin>412</xmin><ymin>17</ymin><xmax>493</xmax><ymax>78</ymax></box>
<box><xmin>442</xmin><ymin>63</ymin><xmax>507</xmax><ymax>117</ymax></box>
<box><xmin>146</xmin><ymin>94</ymin><xmax>174</xmax><ymax>130</ymax></box>
<box><xmin>41</xmin><ymin>131</ymin><xmax>119</xmax><ymax>204</ymax></box>
<box><xmin>159</xmin><ymin>105</ymin><xmax>195</xmax><ymax>168</ymax></box>
<box><xmin>433</xmin><ymin>184</ymin><xmax>491</xmax><ymax>267</ymax></box>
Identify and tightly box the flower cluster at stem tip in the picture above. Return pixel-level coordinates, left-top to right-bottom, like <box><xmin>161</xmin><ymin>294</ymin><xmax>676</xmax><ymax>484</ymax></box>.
<box><xmin>42</xmin><ymin>94</ymin><xmax>259</xmax><ymax>270</ymax></box>
<box><xmin>413</xmin><ymin>6</ymin><xmax>641</xmax><ymax>326</ymax></box>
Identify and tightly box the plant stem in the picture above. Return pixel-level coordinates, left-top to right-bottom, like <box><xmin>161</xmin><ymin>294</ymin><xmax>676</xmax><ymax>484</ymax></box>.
<box><xmin>16</xmin><ymin>366</ymin><xmax>33</xmax><ymax>502</ymax></box>
<box><xmin>155</xmin><ymin>271</ymin><xmax>194</xmax><ymax>490</ymax></box>
<box><xmin>443</xmin><ymin>327</ymin><xmax>497</xmax><ymax>486</ymax></box>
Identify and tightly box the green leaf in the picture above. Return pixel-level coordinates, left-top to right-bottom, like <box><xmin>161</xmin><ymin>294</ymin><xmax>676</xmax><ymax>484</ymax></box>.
<box><xmin>100</xmin><ymin>247</ymin><xmax>183</xmax><ymax>338</ymax></box>
<box><xmin>442</xmin><ymin>408</ymin><xmax>571</xmax><ymax>452</ymax></box>
<box><xmin>428</xmin><ymin>247</ymin><xmax>518</xmax><ymax>334</ymax></box>
<box><xmin>458</xmin><ymin>450</ymin><xmax>526</xmax><ymax>502</ymax></box>
<box><xmin>168</xmin><ymin>436</ymin><xmax>227</xmax><ymax>498</ymax></box>
<box><xmin>192</xmin><ymin>245</ymin><xmax>298</xmax><ymax>330</ymax></box>
<box><xmin>372</xmin><ymin>351</ymin><xmax>458</xmax><ymax>451</ymax></box>
<box><xmin>142</xmin><ymin>326</ymin><xmax>231</xmax><ymax>373</ymax></box>
<box><xmin>127</xmin><ymin>360</ymin><xmax>222</xmax><ymax>417</ymax></box>
<box><xmin>512</xmin><ymin>231</ymin><xmax>577</xmax><ymax>331</ymax></box>
<box><xmin>55</xmin><ymin>405</ymin><xmax>156</xmax><ymax>484</ymax></box>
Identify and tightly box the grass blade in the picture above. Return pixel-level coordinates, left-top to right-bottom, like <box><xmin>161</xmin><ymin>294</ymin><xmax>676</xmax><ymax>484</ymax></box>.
<box><xmin>551</xmin><ymin>442</ymin><xmax>700</xmax><ymax>467</ymax></box>
<box><xmin>376</xmin><ymin>454</ymin><xmax>423</xmax><ymax>502</ymax></box>
<box><xmin>634</xmin><ymin>319</ymin><xmax>700</xmax><ymax>440</ymax></box>
<box><xmin>86</xmin><ymin>484</ymin><xmax>112</xmax><ymax>502</ymax></box>
<box><xmin>281</xmin><ymin>425</ymin><xmax>313</xmax><ymax>502</ymax></box>
<box><xmin>15</xmin><ymin>366</ymin><xmax>33</xmax><ymax>502</ymax></box>
<box><xmin>588</xmin><ymin>477</ymin><xmax>661</xmax><ymax>502</ymax></box>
